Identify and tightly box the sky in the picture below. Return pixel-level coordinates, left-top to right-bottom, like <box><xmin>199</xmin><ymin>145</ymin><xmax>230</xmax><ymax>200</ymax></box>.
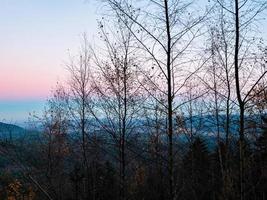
<box><xmin>0</xmin><ymin>0</ymin><xmax>266</xmax><ymax>125</ymax></box>
<box><xmin>0</xmin><ymin>0</ymin><xmax>98</xmax><ymax>124</ymax></box>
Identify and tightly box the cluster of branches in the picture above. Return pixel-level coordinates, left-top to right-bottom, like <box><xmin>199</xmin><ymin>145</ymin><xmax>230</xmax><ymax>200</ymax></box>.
<box><xmin>1</xmin><ymin>0</ymin><xmax>267</xmax><ymax>200</ymax></box>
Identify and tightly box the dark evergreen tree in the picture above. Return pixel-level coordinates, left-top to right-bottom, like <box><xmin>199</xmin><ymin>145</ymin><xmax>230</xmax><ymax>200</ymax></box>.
<box><xmin>179</xmin><ymin>137</ymin><xmax>212</xmax><ymax>200</ymax></box>
<box><xmin>253</xmin><ymin>116</ymin><xmax>267</xmax><ymax>199</ymax></box>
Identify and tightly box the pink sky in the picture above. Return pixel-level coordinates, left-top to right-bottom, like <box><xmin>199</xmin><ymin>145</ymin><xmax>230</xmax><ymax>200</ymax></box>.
<box><xmin>0</xmin><ymin>49</ymin><xmax>67</xmax><ymax>100</ymax></box>
<box><xmin>0</xmin><ymin>0</ymin><xmax>97</xmax><ymax>100</ymax></box>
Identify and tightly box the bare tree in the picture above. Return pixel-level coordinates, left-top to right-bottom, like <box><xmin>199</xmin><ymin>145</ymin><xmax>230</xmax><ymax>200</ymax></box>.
<box><xmin>210</xmin><ymin>0</ymin><xmax>267</xmax><ymax>199</ymax></box>
<box><xmin>65</xmin><ymin>36</ymin><xmax>94</xmax><ymax>199</ymax></box>
<box><xmin>90</xmin><ymin>18</ymin><xmax>144</xmax><ymax>200</ymax></box>
<box><xmin>232</xmin><ymin>1</ymin><xmax>266</xmax><ymax>199</ymax></box>
<box><xmin>100</xmin><ymin>1</ymin><xmax>208</xmax><ymax>198</ymax></box>
<box><xmin>40</xmin><ymin>85</ymin><xmax>70</xmax><ymax>200</ymax></box>
<box><xmin>201</xmin><ymin>19</ymin><xmax>236</xmax><ymax>198</ymax></box>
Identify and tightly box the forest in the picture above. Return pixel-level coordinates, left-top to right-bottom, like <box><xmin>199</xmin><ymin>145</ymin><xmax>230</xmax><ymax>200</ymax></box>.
<box><xmin>0</xmin><ymin>0</ymin><xmax>267</xmax><ymax>199</ymax></box>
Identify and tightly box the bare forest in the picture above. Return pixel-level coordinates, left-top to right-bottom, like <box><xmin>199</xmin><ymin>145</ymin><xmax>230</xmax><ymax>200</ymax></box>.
<box><xmin>1</xmin><ymin>0</ymin><xmax>267</xmax><ymax>200</ymax></box>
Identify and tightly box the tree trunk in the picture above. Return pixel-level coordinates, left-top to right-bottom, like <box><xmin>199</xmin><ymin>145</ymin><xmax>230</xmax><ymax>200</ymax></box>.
<box><xmin>234</xmin><ymin>0</ymin><xmax>245</xmax><ymax>199</ymax></box>
<box><xmin>164</xmin><ymin>0</ymin><xmax>174</xmax><ymax>198</ymax></box>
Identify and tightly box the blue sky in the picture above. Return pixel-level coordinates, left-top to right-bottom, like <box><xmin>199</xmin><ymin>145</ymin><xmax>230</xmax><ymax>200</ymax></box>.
<box><xmin>0</xmin><ymin>0</ymin><xmax>96</xmax><ymax>99</ymax></box>
<box><xmin>0</xmin><ymin>0</ymin><xmax>266</xmax><ymax>124</ymax></box>
<box><xmin>0</xmin><ymin>99</ymin><xmax>46</xmax><ymax>126</ymax></box>
<box><xmin>0</xmin><ymin>0</ymin><xmax>98</xmax><ymax>124</ymax></box>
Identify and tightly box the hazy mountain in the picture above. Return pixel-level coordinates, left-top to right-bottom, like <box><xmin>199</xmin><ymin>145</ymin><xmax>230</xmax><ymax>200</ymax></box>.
<box><xmin>0</xmin><ymin>122</ymin><xmax>26</xmax><ymax>139</ymax></box>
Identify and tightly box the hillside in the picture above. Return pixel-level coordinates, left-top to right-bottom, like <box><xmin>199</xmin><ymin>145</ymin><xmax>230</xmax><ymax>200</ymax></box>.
<box><xmin>0</xmin><ymin>122</ymin><xmax>25</xmax><ymax>140</ymax></box>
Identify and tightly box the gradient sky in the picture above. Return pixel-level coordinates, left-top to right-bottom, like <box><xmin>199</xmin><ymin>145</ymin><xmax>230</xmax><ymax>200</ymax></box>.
<box><xmin>0</xmin><ymin>0</ymin><xmax>266</xmax><ymax>124</ymax></box>
<box><xmin>0</xmin><ymin>0</ymin><xmax>98</xmax><ymax>124</ymax></box>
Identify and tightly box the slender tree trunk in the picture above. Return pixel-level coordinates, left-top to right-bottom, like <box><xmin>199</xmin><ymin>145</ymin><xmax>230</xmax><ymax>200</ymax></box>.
<box><xmin>225</xmin><ymin>60</ymin><xmax>232</xmax><ymax>200</ymax></box>
<box><xmin>81</xmin><ymin>93</ymin><xmax>90</xmax><ymax>200</ymax></box>
<box><xmin>234</xmin><ymin>0</ymin><xmax>245</xmax><ymax>199</ymax></box>
<box><xmin>121</xmin><ymin>55</ymin><xmax>127</xmax><ymax>200</ymax></box>
<box><xmin>164</xmin><ymin>0</ymin><xmax>174</xmax><ymax>198</ymax></box>
<box><xmin>221</xmin><ymin>10</ymin><xmax>232</xmax><ymax>198</ymax></box>
<box><xmin>239</xmin><ymin>103</ymin><xmax>245</xmax><ymax>200</ymax></box>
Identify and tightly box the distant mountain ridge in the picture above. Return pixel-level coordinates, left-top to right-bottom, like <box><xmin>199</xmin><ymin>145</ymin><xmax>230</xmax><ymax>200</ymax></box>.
<box><xmin>0</xmin><ymin>122</ymin><xmax>25</xmax><ymax>132</ymax></box>
<box><xmin>0</xmin><ymin>122</ymin><xmax>26</xmax><ymax>140</ymax></box>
